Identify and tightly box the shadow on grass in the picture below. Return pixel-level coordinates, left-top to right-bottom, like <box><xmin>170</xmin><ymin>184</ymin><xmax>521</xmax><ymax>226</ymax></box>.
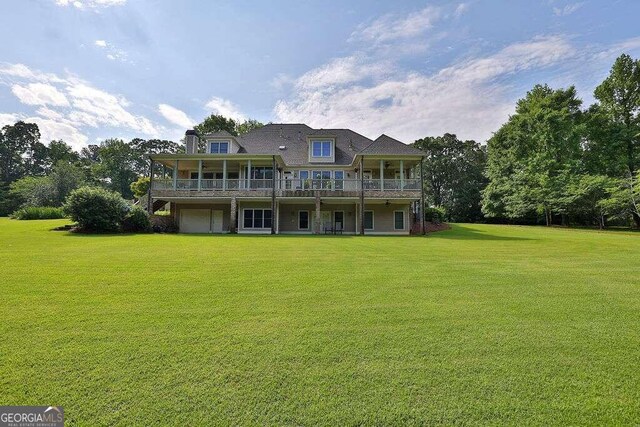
<box><xmin>428</xmin><ymin>224</ymin><xmax>534</xmax><ymax>241</ymax></box>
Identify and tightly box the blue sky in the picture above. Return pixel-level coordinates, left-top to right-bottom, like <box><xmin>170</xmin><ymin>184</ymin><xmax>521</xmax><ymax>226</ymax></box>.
<box><xmin>1</xmin><ymin>0</ymin><xmax>639</xmax><ymax>149</ymax></box>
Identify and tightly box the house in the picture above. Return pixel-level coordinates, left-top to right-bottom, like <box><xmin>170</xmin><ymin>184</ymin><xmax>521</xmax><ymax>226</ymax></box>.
<box><xmin>147</xmin><ymin>124</ymin><xmax>426</xmax><ymax>234</ymax></box>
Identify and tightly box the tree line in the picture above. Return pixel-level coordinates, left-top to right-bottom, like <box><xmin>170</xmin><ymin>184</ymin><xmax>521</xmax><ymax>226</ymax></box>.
<box><xmin>412</xmin><ymin>54</ymin><xmax>640</xmax><ymax>229</ymax></box>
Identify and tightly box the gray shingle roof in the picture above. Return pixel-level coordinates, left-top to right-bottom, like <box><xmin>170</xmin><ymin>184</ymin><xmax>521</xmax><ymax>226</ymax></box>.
<box><xmin>360</xmin><ymin>134</ymin><xmax>425</xmax><ymax>156</ymax></box>
<box><xmin>225</xmin><ymin>124</ymin><xmax>423</xmax><ymax>166</ymax></box>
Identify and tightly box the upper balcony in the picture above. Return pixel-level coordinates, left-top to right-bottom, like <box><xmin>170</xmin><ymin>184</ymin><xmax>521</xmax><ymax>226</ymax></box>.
<box><xmin>151</xmin><ymin>177</ymin><xmax>421</xmax><ymax>199</ymax></box>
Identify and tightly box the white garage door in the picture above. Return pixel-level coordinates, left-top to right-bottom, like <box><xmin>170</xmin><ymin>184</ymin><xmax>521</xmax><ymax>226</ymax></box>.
<box><xmin>180</xmin><ymin>209</ymin><xmax>211</xmax><ymax>233</ymax></box>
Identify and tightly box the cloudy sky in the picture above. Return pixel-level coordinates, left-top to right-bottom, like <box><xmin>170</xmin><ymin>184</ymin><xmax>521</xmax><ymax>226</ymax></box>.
<box><xmin>1</xmin><ymin>0</ymin><xmax>639</xmax><ymax>149</ymax></box>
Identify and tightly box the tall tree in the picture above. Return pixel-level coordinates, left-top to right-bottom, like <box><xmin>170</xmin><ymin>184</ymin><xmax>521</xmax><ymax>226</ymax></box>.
<box><xmin>593</xmin><ymin>53</ymin><xmax>640</xmax><ymax>226</ymax></box>
<box><xmin>482</xmin><ymin>85</ymin><xmax>584</xmax><ymax>225</ymax></box>
<box><xmin>94</xmin><ymin>139</ymin><xmax>139</xmax><ymax>199</ymax></box>
<box><xmin>194</xmin><ymin>114</ymin><xmax>238</xmax><ymax>136</ymax></box>
<box><xmin>412</xmin><ymin>133</ymin><xmax>487</xmax><ymax>222</ymax></box>
<box><xmin>0</xmin><ymin>121</ymin><xmax>41</xmax><ymax>183</ymax></box>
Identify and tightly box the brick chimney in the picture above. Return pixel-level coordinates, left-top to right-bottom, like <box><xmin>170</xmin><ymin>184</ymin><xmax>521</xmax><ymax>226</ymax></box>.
<box><xmin>185</xmin><ymin>129</ymin><xmax>199</xmax><ymax>154</ymax></box>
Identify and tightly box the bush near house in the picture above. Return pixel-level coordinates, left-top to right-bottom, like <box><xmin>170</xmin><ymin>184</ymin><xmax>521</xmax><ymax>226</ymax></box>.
<box><xmin>150</xmin><ymin>214</ymin><xmax>178</xmax><ymax>233</ymax></box>
<box><xmin>63</xmin><ymin>186</ymin><xmax>128</xmax><ymax>232</ymax></box>
<box><xmin>121</xmin><ymin>206</ymin><xmax>152</xmax><ymax>233</ymax></box>
<box><xmin>10</xmin><ymin>206</ymin><xmax>65</xmax><ymax>220</ymax></box>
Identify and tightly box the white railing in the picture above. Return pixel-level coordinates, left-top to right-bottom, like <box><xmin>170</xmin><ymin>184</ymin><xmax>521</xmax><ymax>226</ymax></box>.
<box><xmin>152</xmin><ymin>178</ymin><xmax>421</xmax><ymax>191</ymax></box>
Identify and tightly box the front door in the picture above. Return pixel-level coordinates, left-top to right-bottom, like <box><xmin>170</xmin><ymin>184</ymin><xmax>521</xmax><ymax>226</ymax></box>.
<box><xmin>212</xmin><ymin>210</ymin><xmax>224</xmax><ymax>233</ymax></box>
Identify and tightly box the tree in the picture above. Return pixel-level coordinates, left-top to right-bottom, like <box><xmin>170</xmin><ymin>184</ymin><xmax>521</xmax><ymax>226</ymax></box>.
<box><xmin>94</xmin><ymin>139</ymin><xmax>139</xmax><ymax>199</ymax></box>
<box><xmin>482</xmin><ymin>85</ymin><xmax>584</xmax><ymax>225</ymax></box>
<box><xmin>48</xmin><ymin>140</ymin><xmax>80</xmax><ymax>166</ymax></box>
<box><xmin>194</xmin><ymin>114</ymin><xmax>238</xmax><ymax>136</ymax></box>
<box><xmin>412</xmin><ymin>133</ymin><xmax>487</xmax><ymax>222</ymax></box>
<box><xmin>129</xmin><ymin>138</ymin><xmax>182</xmax><ymax>177</ymax></box>
<box><xmin>130</xmin><ymin>176</ymin><xmax>150</xmax><ymax>199</ymax></box>
<box><xmin>593</xmin><ymin>53</ymin><xmax>640</xmax><ymax>226</ymax></box>
<box><xmin>9</xmin><ymin>161</ymin><xmax>85</xmax><ymax>208</ymax></box>
<box><xmin>0</xmin><ymin>121</ymin><xmax>41</xmax><ymax>183</ymax></box>
<box><xmin>236</xmin><ymin>119</ymin><xmax>264</xmax><ymax>135</ymax></box>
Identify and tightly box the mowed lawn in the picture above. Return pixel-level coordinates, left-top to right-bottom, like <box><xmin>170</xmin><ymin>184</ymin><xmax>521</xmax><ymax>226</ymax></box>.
<box><xmin>1</xmin><ymin>219</ymin><xmax>639</xmax><ymax>426</ymax></box>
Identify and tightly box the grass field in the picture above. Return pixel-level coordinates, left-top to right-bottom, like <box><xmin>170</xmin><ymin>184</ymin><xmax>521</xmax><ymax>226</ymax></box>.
<box><xmin>1</xmin><ymin>218</ymin><xmax>639</xmax><ymax>425</ymax></box>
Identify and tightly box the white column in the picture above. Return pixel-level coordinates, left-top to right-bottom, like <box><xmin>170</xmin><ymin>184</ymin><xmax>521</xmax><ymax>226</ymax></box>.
<box><xmin>400</xmin><ymin>160</ymin><xmax>404</xmax><ymax>190</ymax></box>
<box><xmin>197</xmin><ymin>159</ymin><xmax>202</xmax><ymax>191</ymax></box>
<box><xmin>173</xmin><ymin>159</ymin><xmax>178</xmax><ymax>190</ymax></box>
<box><xmin>223</xmin><ymin>159</ymin><xmax>227</xmax><ymax>190</ymax></box>
<box><xmin>355</xmin><ymin>202</ymin><xmax>358</xmax><ymax>234</ymax></box>
<box><xmin>247</xmin><ymin>159</ymin><xmax>252</xmax><ymax>189</ymax></box>
<box><xmin>380</xmin><ymin>159</ymin><xmax>384</xmax><ymax>190</ymax></box>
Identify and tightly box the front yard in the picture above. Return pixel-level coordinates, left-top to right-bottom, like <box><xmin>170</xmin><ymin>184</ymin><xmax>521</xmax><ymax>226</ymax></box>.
<box><xmin>0</xmin><ymin>218</ymin><xmax>638</xmax><ymax>425</ymax></box>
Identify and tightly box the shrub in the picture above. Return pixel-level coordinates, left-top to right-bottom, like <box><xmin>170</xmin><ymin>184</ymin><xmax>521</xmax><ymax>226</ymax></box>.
<box><xmin>122</xmin><ymin>206</ymin><xmax>152</xmax><ymax>233</ymax></box>
<box><xmin>150</xmin><ymin>214</ymin><xmax>178</xmax><ymax>233</ymax></box>
<box><xmin>130</xmin><ymin>176</ymin><xmax>150</xmax><ymax>199</ymax></box>
<box><xmin>63</xmin><ymin>187</ymin><xmax>128</xmax><ymax>232</ymax></box>
<box><xmin>424</xmin><ymin>206</ymin><xmax>447</xmax><ymax>224</ymax></box>
<box><xmin>11</xmin><ymin>206</ymin><xmax>65</xmax><ymax>220</ymax></box>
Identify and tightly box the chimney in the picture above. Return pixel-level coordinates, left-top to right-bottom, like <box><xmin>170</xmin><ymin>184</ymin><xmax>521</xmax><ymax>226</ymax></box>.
<box><xmin>185</xmin><ymin>129</ymin><xmax>199</xmax><ymax>154</ymax></box>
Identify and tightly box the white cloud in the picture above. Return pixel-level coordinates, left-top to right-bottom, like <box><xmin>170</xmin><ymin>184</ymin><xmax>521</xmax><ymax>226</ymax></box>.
<box><xmin>11</xmin><ymin>83</ymin><xmax>69</xmax><ymax>106</ymax></box>
<box><xmin>350</xmin><ymin>6</ymin><xmax>442</xmax><ymax>44</ymax></box>
<box><xmin>454</xmin><ymin>3</ymin><xmax>470</xmax><ymax>18</ymax></box>
<box><xmin>275</xmin><ymin>35</ymin><xmax>576</xmax><ymax>143</ymax></box>
<box><xmin>0</xmin><ymin>113</ymin><xmax>19</xmax><ymax>127</ymax></box>
<box><xmin>553</xmin><ymin>2</ymin><xmax>583</xmax><ymax>16</ymax></box>
<box><xmin>295</xmin><ymin>56</ymin><xmax>393</xmax><ymax>91</ymax></box>
<box><xmin>204</xmin><ymin>97</ymin><xmax>247</xmax><ymax>122</ymax></box>
<box><xmin>94</xmin><ymin>40</ymin><xmax>107</xmax><ymax>47</ymax></box>
<box><xmin>55</xmin><ymin>0</ymin><xmax>126</xmax><ymax>9</ymax></box>
<box><xmin>0</xmin><ymin>63</ymin><xmax>163</xmax><ymax>148</ymax></box>
<box><xmin>158</xmin><ymin>104</ymin><xmax>194</xmax><ymax>129</ymax></box>
<box><xmin>92</xmin><ymin>40</ymin><xmax>128</xmax><ymax>62</ymax></box>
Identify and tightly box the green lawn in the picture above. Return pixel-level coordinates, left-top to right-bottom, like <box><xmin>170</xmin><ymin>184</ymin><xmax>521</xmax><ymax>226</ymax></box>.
<box><xmin>1</xmin><ymin>218</ymin><xmax>639</xmax><ymax>426</ymax></box>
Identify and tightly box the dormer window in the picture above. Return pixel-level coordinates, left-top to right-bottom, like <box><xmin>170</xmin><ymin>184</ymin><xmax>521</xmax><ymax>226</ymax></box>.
<box><xmin>209</xmin><ymin>140</ymin><xmax>229</xmax><ymax>154</ymax></box>
<box><xmin>309</xmin><ymin>138</ymin><xmax>335</xmax><ymax>162</ymax></box>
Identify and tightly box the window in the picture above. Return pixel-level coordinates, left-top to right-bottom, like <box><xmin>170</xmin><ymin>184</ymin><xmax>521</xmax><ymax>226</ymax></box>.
<box><xmin>312</xmin><ymin>170</ymin><xmax>331</xmax><ymax>189</ymax></box>
<box><xmin>311</xmin><ymin>140</ymin><xmax>332</xmax><ymax>157</ymax></box>
<box><xmin>394</xmin><ymin>211</ymin><xmax>405</xmax><ymax>230</ymax></box>
<box><xmin>334</xmin><ymin>170</ymin><xmax>344</xmax><ymax>190</ymax></box>
<box><xmin>334</xmin><ymin>211</ymin><xmax>344</xmax><ymax>231</ymax></box>
<box><xmin>298</xmin><ymin>211</ymin><xmax>309</xmax><ymax>230</ymax></box>
<box><xmin>364</xmin><ymin>210</ymin><xmax>374</xmax><ymax>230</ymax></box>
<box><xmin>243</xmin><ymin>209</ymin><xmax>272</xmax><ymax>229</ymax></box>
<box><xmin>298</xmin><ymin>170</ymin><xmax>310</xmax><ymax>189</ymax></box>
<box><xmin>209</xmin><ymin>141</ymin><xmax>229</xmax><ymax>154</ymax></box>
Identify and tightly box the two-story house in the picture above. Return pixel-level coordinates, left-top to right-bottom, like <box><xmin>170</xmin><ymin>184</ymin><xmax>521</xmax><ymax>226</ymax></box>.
<box><xmin>147</xmin><ymin>124</ymin><xmax>426</xmax><ymax>234</ymax></box>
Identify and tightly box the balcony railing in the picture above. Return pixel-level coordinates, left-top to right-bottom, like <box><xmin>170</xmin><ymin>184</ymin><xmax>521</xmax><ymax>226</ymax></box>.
<box><xmin>152</xmin><ymin>178</ymin><xmax>420</xmax><ymax>192</ymax></box>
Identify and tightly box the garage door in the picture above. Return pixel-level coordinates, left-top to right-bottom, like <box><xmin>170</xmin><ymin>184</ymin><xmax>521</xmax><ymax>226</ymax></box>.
<box><xmin>179</xmin><ymin>209</ymin><xmax>211</xmax><ymax>233</ymax></box>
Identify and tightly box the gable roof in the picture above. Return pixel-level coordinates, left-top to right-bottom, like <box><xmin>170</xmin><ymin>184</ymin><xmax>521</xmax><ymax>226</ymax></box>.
<box><xmin>360</xmin><ymin>134</ymin><xmax>425</xmax><ymax>156</ymax></box>
<box><xmin>237</xmin><ymin>124</ymin><xmax>373</xmax><ymax>166</ymax></box>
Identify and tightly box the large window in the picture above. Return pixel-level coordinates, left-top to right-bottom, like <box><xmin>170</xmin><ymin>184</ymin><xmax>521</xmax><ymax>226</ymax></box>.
<box><xmin>209</xmin><ymin>141</ymin><xmax>229</xmax><ymax>154</ymax></box>
<box><xmin>298</xmin><ymin>211</ymin><xmax>309</xmax><ymax>230</ymax></box>
<box><xmin>243</xmin><ymin>209</ymin><xmax>272</xmax><ymax>229</ymax></box>
<box><xmin>334</xmin><ymin>170</ymin><xmax>344</xmax><ymax>190</ymax></box>
<box><xmin>394</xmin><ymin>211</ymin><xmax>405</xmax><ymax>230</ymax></box>
<box><xmin>311</xmin><ymin>140</ymin><xmax>332</xmax><ymax>157</ymax></box>
<box><xmin>364</xmin><ymin>210</ymin><xmax>374</xmax><ymax>230</ymax></box>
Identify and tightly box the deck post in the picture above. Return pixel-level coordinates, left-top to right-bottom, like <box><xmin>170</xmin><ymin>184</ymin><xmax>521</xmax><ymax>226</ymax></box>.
<box><xmin>147</xmin><ymin>159</ymin><xmax>154</xmax><ymax>213</ymax></box>
<box><xmin>380</xmin><ymin>159</ymin><xmax>384</xmax><ymax>190</ymax></box>
<box><xmin>400</xmin><ymin>160</ymin><xmax>404</xmax><ymax>190</ymax></box>
<box><xmin>420</xmin><ymin>156</ymin><xmax>426</xmax><ymax>235</ymax></box>
<box><xmin>222</xmin><ymin>159</ymin><xmax>227</xmax><ymax>190</ymax></box>
<box><xmin>230</xmin><ymin>197</ymin><xmax>237</xmax><ymax>233</ymax></box>
<box><xmin>173</xmin><ymin>159</ymin><xmax>178</xmax><ymax>190</ymax></box>
<box><xmin>247</xmin><ymin>159</ymin><xmax>252</xmax><ymax>189</ymax></box>
<box><xmin>315</xmin><ymin>193</ymin><xmax>321</xmax><ymax>234</ymax></box>
<box><xmin>271</xmin><ymin>156</ymin><xmax>276</xmax><ymax>234</ymax></box>
<box><xmin>360</xmin><ymin>156</ymin><xmax>365</xmax><ymax>235</ymax></box>
<box><xmin>197</xmin><ymin>159</ymin><xmax>202</xmax><ymax>191</ymax></box>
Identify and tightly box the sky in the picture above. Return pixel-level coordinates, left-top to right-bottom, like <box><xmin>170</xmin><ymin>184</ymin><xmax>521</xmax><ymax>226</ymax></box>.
<box><xmin>0</xmin><ymin>0</ymin><xmax>639</xmax><ymax>150</ymax></box>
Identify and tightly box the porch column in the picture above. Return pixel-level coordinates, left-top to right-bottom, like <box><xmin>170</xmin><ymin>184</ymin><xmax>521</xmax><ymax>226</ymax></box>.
<box><xmin>222</xmin><ymin>159</ymin><xmax>227</xmax><ymax>190</ymax></box>
<box><xmin>400</xmin><ymin>160</ymin><xmax>404</xmax><ymax>190</ymax></box>
<box><xmin>173</xmin><ymin>159</ymin><xmax>178</xmax><ymax>190</ymax></box>
<box><xmin>197</xmin><ymin>159</ymin><xmax>202</xmax><ymax>191</ymax></box>
<box><xmin>247</xmin><ymin>159</ymin><xmax>252</xmax><ymax>189</ymax></box>
<box><xmin>380</xmin><ymin>159</ymin><xmax>384</xmax><ymax>190</ymax></box>
<box><xmin>355</xmin><ymin>202</ymin><xmax>358</xmax><ymax>235</ymax></box>
<box><xmin>420</xmin><ymin>156</ymin><xmax>426</xmax><ymax>235</ymax></box>
<box><xmin>230</xmin><ymin>197</ymin><xmax>237</xmax><ymax>233</ymax></box>
<box><xmin>275</xmin><ymin>200</ymin><xmax>280</xmax><ymax>234</ymax></box>
<box><xmin>315</xmin><ymin>193</ymin><xmax>321</xmax><ymax>234</ymax></box>
<box><xmin>147</xmin><ymin>159</ymin><xmax>154</xmax><ymax>213</ymax></box>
